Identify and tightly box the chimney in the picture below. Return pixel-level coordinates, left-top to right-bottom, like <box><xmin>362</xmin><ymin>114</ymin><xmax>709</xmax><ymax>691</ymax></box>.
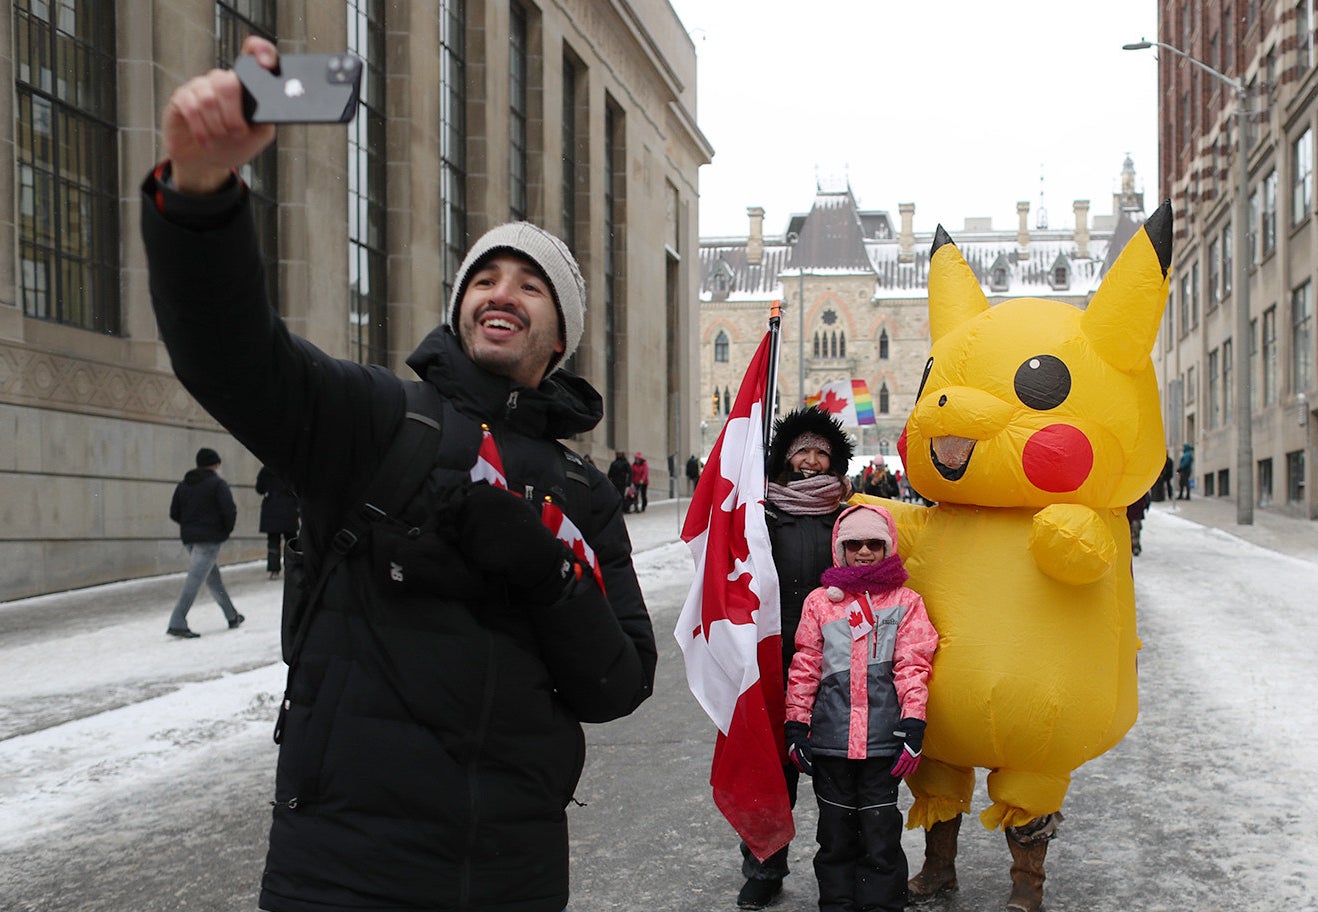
<box><xmin>1073</xmin><ymin>199</ymin><xmax>1091</xmax><ymax>259</ymax></box>
<box><xmin>1016</xmin><ymin>201</ymin><xmax>1030</xmax><ymax>254</ymax></box>
<box><xmin>746</xmin><ymin>206</ymin><xmax>765</xmax><ymax>266</ymax></box>
<box><xmin>899</xmin><ymin>203</ymin><xmax>916</xmax><ymax>263</ymax></box>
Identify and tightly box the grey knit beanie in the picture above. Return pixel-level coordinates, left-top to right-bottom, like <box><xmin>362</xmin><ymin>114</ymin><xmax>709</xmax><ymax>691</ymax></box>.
<box><xmin>446</xmin><ymin>222</ymin><xmax>586</xmax><ymax>377</ymax></box>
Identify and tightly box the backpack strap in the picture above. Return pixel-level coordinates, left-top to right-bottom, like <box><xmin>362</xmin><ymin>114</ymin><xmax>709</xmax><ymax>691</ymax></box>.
<box><xmin>274</xmin><ymin>381</ymin><xmax>444</xmax><ymax>743</ymax></box>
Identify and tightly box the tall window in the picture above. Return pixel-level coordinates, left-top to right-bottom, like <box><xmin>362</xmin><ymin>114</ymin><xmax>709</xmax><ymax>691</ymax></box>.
<box><xmin>1263</xmin><ymin>305</ymin><xmax>1279</xmax><ymax>405</ymax></box>
<box><xmin>1222</xmin><ymin>222</ymin><xmax>1233</xmax><ymax>295</ymax></box>
<box><xmin>1293</xmin><ymin>280</ymin><xmax>1313</xmax><ymax>392</ymax></box>
<box><xmin>1287</xmin><ymin>449</ymin><xmax>1306</xmax><ymax>504</ymax></box>
<box><xmin>217</xmin><ymin>2</ymin><xmax>278</xmax><ymax>310</ymax></box>
<box><xmin>1224</xmin><ymin>337</ymin><xmax>1234</xmax><ymax>422</ymax></box>
<box><xmin>348</xmin><ymin>0</ymin><xmax>387</xmax><ymax>365</ymax></box>
<box><xmin>440</xmin><ymin>0</ymin><xmax>467</xmax><ymax>306</ymax></box>
<box><xmin>714</xmin><ymin>331</ymin><xmax>728</xmax><ymax>363</ymax></box>
<box><xmin>508</xmin><ymin>2</ymin><xmax>528</xmax><ymax>220</ymax></box>
<box><xmin>1250</xmin><ymin>189</ymin><xmax>1260</xmax><ymax>264</ymax></box>
<box><xmin>561</xmin><ymin>54</ymin><xmax>578</xmax><ymax>252</ymax></box>
<box><xmin>1208</xmin><ymin>348</ymin><xmax>1220</xmax><ymax>429</ymax></box>
<box><xmin>878</xmin><ymin>383</ymin><xmax>890</xmax><ymax>414</ymax></box>
<box><xmin>603</xmin><ymin>99</ymin><xmax>625</xmax><ymax>445</ymax></box>
<box><xmin>1262</xmin><ymin>170</ymin><xmax>1278</xmax><ymax>256</ymax></box>
<box><xmin>1179</xmin><ymin>274</ymin><xmax>1191</xmax><ymax>338</ymax></box>
<box><xmin>1299</xmin><ymin>1</ymin><xmax>1313</xmax><ymax>72</ymax></box>
<box><xmin>1208</xmin><ymin>239</ymin><xmax>1220</xmax><ymax>310</ymax></box>
<box><xmin>16</xmin><ymin>1</ymin><xmax>119</xmax><ymax>332</ymax></box>
<box><xmin>1295</xmin><ymin>129</ymin><xmax>1313</xmax><ymax>225</ymax></box>
<box><xmin>878</xmin><ymin>329</ymin><xmax>889</xmax><ymax>359</ymax></box>
<box><xmin>1191</xmin><ymin>261</ymin><xmax>1200</xmax><ymax>328</ymax></box>
<box><xmin>813</xmin><ymin>332</ymin><xmax>820</xmax><ymax>358</ymax></box>
<box><xmin>1251</xmin><ymin>316</ymin><xmax>1260</xmax><ymax>409</ymax></box>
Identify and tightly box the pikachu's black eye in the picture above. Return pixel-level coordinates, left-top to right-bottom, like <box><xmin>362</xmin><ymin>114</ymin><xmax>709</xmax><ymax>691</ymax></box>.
<box><xmin>916</xmin><ymin>357</ymin><xmax>934</xmax><ymax>400</ymax></box>
<box><xmin>1014</xmin><ymin>355</ymin><xmax>1070</xmax><ymax>410</ymax></box>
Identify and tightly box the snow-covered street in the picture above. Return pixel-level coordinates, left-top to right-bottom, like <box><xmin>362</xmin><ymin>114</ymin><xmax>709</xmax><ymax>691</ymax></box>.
<box><xmin>1</xmin><ymin>498</ymin><xmax>1315</xmax><ymax>911</ymax></box>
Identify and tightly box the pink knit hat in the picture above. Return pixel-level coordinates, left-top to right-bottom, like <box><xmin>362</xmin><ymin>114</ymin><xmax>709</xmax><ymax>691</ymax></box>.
<box><xmin>831</xmin><ymin>504</ymin><xmax>897</xmax><ymax>566</ymax></box>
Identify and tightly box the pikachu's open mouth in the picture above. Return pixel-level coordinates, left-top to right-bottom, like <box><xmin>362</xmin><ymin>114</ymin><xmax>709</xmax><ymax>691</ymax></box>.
<box><xmin>931</xmin><ymin>435</ymin><xmax>976</xmax><ymax>481</ymax></box>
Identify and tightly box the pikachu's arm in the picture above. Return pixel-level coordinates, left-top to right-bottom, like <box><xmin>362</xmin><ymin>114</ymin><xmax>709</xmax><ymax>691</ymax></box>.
<box><xmin>1027</xmin><ymin>503</ymin><xmax>1118</xmax><ymax>585</ymax></box>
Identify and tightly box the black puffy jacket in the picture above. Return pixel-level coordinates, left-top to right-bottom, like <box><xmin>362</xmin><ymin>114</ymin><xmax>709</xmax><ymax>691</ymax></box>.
<box><xmin>765</xmin><ymin>503</ymin><xmax>842</xmax><ymax>684</ymax></box>
<box><xmin>142</xmin><ymin>174</ymin><xmax>656</xmax><ymax>912</ymax></box>
<box><xmin>169</xmin><ymin>468</ymin><xmax>236</xmax><ymax>544</ymax></box>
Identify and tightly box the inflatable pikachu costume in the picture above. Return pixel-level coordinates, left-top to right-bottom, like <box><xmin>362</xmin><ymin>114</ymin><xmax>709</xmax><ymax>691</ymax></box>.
<box><xmin>867</xmin><ymin>202</ymin><xmax>1171</xmax><ymax>912</ymax></box>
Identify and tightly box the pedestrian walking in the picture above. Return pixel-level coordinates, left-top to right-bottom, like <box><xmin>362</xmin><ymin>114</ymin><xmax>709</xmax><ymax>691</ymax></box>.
<box><xmin>734</xmin><ymin>406</ymin><xmax>854</xmax><ymax>910</ymax></box>
<box><xmin>608</xmin><ymin>450</ymin><xmax>632</xmax><ymax>505</ymax></box>
<box><xmin>1176</xmin><ymin>442</ymin><xmax>1194</xmax><ymax>500</ymax></box>
<box><xmin>1127</xmin><ymin>489</ymin><xmax>1151</xmax><ymax>556</ymax></box>
<box><xmin>256</xmin><ymin>465</ymin><xmax>299</xmax><ymax>578</ymax></box>
<box><xmin>686</xmin><ymin>453</ymin><xmax>701</xmax><ymax>492</ymax></box>
<box><xmin>166</xmin><ymin>447</ymin><xmax>244</xmax><ymax>637</ymax></box>
<box><xmin>631</xmin><ymin>451</ymin><xmax>650</xmax><ymax>513</ymax></box>
<box><xmin>784</xmin><ymin>502</ymin><xmax>938</xmax><ymax>912</ymax></box>
<box><xmin>142</xmin><ymin>36</ymin><xmax>656</xmax><ymax>912</ymax></box>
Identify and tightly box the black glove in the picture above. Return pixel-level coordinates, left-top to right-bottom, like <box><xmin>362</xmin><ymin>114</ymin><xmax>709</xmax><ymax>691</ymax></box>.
<box><xmin>890</xmin><ymin>718</ymin><xmax>926</xmax><ymax>778</ymax></box>
<box><xmin>785</xmin><ymin>721</ymin><xmax>814</xmax><ymax>776</ymax></box>
<box><xmin>457</xmin><ymin>483</ymin><xmax>577</xmax><ymax>604</ymax></box>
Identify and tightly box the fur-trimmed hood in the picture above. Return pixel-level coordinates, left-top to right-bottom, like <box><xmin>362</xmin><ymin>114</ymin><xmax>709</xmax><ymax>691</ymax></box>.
<box><xmin>767</xmin><ymin>407</ymin><xmax>854</xmax><ymax>482</ymax></box>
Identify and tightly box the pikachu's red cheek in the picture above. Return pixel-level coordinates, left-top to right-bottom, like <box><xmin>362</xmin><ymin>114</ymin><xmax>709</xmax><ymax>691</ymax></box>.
<box><xmin>1022</xmin><ymin>424</ymin><xmax>1093</xmax><ymax>492</ymax></box>
<box><xmin>897</xmin><ymin>426</ymin><xmax>908</xmax><ymax>464</ymax></box>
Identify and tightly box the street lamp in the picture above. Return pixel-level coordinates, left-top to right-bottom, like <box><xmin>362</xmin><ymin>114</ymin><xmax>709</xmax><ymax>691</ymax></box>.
<box><xmin>786</xmin><ymin>231</ymin><xmax>806</xmax><ymax>407</ymax></box>
<box><xmin>1123</xmin><ymin>38</ymin><xmax>1254</xmax><ymax>524</ymax></box>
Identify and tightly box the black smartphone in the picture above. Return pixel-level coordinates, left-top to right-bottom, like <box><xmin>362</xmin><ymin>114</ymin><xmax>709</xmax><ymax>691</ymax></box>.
<box><xmin>234</xmin><ymin>53</ymin><xmax>363</xmax><ymax>124</ymax></box>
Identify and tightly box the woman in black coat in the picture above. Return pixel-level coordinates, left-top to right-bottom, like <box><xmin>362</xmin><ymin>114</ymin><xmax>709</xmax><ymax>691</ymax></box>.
<box><xmin>735</xmin><ymin>406</ymin><xmax>854</xmax><ymax>910</ymax></box>
<box><xmin>256</xmin><ymin>465</ymin><xmax>299</xmax><ymax>577</ymax></box>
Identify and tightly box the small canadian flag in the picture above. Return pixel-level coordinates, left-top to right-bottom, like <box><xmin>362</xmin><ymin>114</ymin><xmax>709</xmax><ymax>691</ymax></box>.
<box><xmin>470</xmin><ymin>425</ymin><xmax>509</xmax><ymax>489</ymax></box>
<box><xmin>468</xmin><ymin>425</ymin><xmax>605</xmax><ymax>594</ymax></box>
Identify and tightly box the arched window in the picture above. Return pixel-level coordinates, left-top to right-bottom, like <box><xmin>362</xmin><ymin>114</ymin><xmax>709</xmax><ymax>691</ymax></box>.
<box><xmin>830</xmin><ymin>331</ymin><xmax>838</xmax><ymax>359</ymax></box>
<box><xmin>724</xmin><ymin>386</ymin><xmax>732</xmax><ymax>414</ymax></box>
<box><xmin>879</xmin><ymin>329</ymin><xmax>889</xmax><ymax>360</ymax></box>
<box><xmin>813</xmin><ymin>332</ymin><xmax>821</xmax><ymax>357</ymax></box>
<box><xmin>879</xmin><ymin>383</ymin><xmax>890</xmax><ymax>414</ymax></box>
<box><xmin>715</xmin><ymin>330</ymin><xmax>729</xmax><ymax>363</ymax></box>
<box><xmin>712</xmin><ymin>388</ymin><xmax>721</xmax><ymax>415</ymax></box>
<box><xmin>839</xmin><ymin>332</ymin><xmax>846</xmax><ymax>358</ymax></box>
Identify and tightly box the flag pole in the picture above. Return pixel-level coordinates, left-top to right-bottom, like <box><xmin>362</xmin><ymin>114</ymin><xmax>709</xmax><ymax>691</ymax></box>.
<box><xmin>763</xmin><ymin>301</ymin><xmax>783</xmax><ymax>464</ymax></box>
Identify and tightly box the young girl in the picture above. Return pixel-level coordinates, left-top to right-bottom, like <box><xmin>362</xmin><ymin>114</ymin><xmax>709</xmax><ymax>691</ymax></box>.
<box><xmin>784</xmin><ymin>502</ymin><xmax>939</xmax><ymax>912</ymax></box>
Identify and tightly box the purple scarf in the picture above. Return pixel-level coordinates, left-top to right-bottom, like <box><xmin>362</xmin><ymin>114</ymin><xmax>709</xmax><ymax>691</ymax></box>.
<box><xmin>820</xmin><ymin>553</ymin><xmax>909</xmax><ymax>596</ymax></box>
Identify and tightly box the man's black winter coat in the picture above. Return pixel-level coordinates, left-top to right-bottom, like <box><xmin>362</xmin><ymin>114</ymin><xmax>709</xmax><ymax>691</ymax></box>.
<box><xmin>141</xmin><ymin>173</ymin><xmax>656</xmax><ymax>912</ymax></box>
<box><xmin>170</xmin><ymin>467</ymin><xmax>236</xmax><ymax>544</ymax></box>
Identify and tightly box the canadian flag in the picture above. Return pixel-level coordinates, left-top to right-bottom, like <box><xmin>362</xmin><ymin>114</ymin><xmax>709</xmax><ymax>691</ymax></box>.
<box><xmin>541</xmin><ymin>499</ymin><xmax>606</xmax><ymax>593</ymax></box>
<box><xmin>470</xmin><ymin>425</ymin><xmax>509</xmax><ymax>489</ymax></box>
<box><xmin>469</xmin><ymin>426</ymin><xmax>605</xmax><ymax>593</ymax></box>
<box><xmin>676</xmin><ymin>332</ymin><xmax>793</xmax><ymax>862</ymax></box>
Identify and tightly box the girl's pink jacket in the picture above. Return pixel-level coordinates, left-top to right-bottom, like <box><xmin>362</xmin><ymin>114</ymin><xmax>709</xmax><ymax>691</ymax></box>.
<box><xmin>784</xmin><ymin>503</ymin><xmax>938</xmax><ymax>760</ymax></box>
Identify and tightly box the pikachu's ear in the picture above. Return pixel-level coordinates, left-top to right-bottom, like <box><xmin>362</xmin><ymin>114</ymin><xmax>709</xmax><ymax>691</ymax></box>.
<box><xmin>1082</xmin><ymin>201</ymin><xmax>1173</xmax><ymax>373</ymax></box>
<box><xmin>928</xmin><ymin>225</ymin><xmax>990</xmax><ymax>343</ymax></box>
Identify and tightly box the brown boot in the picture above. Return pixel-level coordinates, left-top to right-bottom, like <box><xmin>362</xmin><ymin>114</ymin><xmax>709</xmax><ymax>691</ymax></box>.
<box><xmin>1004</xmin><ymin>813</ymin><xmax>1061</xmax><ymax>912</ymax></box>
<box><xmin>907</xmin><ymin>814</ymin><xmax>961</xmax><ymax>903</ymax></box>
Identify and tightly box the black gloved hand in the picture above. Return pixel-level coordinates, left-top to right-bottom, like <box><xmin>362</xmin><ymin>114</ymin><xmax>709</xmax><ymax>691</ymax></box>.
<box><xmin>457</xmin><ymin>483</ymin><xmax>577</xmax><ymax>604</ymax></box>
<box><xmin>890</xmin><ymin>718</ymin><xmax>926</xmax><ymax>778</ymax></box>
<box><xmin>785</xmin><ymin>721</ymin><xmax>814</xmax><ymax>776</ymax></box>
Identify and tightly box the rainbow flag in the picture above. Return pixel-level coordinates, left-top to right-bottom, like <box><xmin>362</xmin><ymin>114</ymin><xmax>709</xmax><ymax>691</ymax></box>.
<box><xmin>808</xmin><ymin>379</ymin><xmax>876</xmax><ymax>427</ymax></box>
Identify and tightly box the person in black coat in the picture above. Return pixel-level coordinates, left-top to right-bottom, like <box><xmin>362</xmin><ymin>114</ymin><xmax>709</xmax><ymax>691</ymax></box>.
<box><xmin>166</xmin><ymin>447</ymin><xmax>243</xmax><ymax>637</ymax></box>
<box><xmin>735</xmin><ymin>406</ymin><xmax>854</xmax><ymax>910</ymax></box>
<box><xmin>143</xmin><ymin>36</ymin><xmax>656</xmax><ymax>912</ymax></box>
<box><xmin>256</xmin><ymin>466</ymin><xmax>300</xmax><ymax>578</ymax></box>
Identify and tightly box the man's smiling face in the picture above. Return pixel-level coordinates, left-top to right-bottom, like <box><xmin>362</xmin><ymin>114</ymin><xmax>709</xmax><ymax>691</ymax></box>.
<box><xmin>456</xmin><ymin>253</ymin><xmax>564</xmax><ymax>388</ymax></box>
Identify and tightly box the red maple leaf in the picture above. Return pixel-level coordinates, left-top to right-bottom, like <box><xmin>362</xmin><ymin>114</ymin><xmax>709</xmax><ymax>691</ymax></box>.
<box><xmin>817</xmin><ymin>389</ymin><xmax>848</xmax><ymax>415</ymax></box>
<box><xmin>848</xmin><ymin>611</ymin><xmax>865</xmax><ymax>628</ymax></box>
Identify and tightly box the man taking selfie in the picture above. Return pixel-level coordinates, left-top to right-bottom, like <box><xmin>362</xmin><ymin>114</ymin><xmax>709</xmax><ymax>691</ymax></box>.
<box><xmin>140</xmin><ymin>35</ymin><xmax>657</xmax><ymax>912</ymax></box>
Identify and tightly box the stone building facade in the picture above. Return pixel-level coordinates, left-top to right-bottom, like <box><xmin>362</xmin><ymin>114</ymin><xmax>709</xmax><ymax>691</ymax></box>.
<box><xmin>1148</xmin><ymin>0</ymin><xmax>1318</xmax><ymax>519</ymax></box>
<box><xmin>0</xmin><ymin>0</ymin><xmax>710</xmax><ymax>601</ymax></box>
<box><xmin>698</xmin><ymin>163</ymin><xmax>1148</xmax><ymax>466</ymax></box>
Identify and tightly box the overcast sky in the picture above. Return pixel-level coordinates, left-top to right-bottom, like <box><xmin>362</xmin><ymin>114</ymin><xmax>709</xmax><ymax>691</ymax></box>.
<box><xmin>667</xmin><ymin>0</ymin><xmax>1162</xmax><ymax>239</ymax></box>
